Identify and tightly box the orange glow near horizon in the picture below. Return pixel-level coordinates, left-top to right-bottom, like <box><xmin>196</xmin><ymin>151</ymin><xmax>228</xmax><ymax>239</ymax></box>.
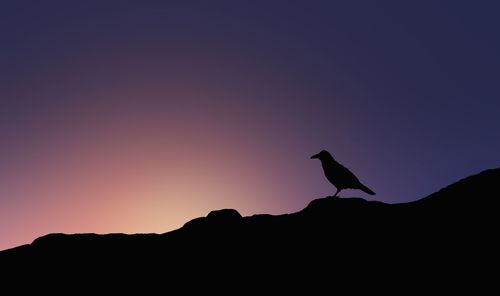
<box><xmin>0</xmin><ymin>76</ymin><xmax>321</xmax><ymax>250</ymax></box>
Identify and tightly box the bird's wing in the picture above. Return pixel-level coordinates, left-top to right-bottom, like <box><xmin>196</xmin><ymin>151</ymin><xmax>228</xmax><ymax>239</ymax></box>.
<box><xmin>340</xmin><ymin>164</ymin><xmax>361</xmax><ymax>182</ymax></box>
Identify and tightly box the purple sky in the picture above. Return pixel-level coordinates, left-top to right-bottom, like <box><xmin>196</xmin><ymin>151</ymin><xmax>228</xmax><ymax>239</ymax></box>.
<box><xmin>1</xmin><ymin>1</ymin><xmax>499</xmax><ymax>250</ymax></box>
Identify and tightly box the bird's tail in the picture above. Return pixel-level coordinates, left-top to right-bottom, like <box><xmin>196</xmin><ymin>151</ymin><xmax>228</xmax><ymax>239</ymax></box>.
<box><xmin>358</xmin><ymin>183</ymin><xmax>376</xmax><ymax>195</ymax></box>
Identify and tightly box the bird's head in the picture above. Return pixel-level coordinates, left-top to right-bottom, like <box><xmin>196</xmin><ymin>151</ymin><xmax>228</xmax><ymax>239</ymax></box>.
<box><xmin>310</xmin><ymin>150</ymin><xmax>332</xmax><ymax>160</ymax></box>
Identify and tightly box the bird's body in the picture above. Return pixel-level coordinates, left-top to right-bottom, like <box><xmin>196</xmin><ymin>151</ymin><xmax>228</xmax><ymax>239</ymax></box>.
<box><xmin>311</xmin><ymin>150</ymin><xmax>375</xmax><ymax>197</ymax></box>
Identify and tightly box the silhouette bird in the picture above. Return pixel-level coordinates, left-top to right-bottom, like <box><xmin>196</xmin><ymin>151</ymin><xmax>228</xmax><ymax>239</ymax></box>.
<box><xmin>311</xmin><ymin>150</ymin><xmax>376</xmax><ymax>197</ymax></box>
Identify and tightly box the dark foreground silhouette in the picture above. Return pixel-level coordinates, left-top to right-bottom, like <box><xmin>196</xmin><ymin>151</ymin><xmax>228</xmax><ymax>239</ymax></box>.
<box><xmin>1</xmin><ymin>168</ymin><xmax>498</xmax><ymax>289</ymax></box>
<box><xmin>311</xmin><ymin>150</ymin><xmax>376</xmax><ymax>196</ymax></box>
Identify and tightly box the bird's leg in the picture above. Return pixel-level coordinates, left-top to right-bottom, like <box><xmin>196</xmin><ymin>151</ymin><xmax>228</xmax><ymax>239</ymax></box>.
<box><xmin>334</xmin><ymin>189</ymin><xmax>341</xmax><ymax>197</ymax></box>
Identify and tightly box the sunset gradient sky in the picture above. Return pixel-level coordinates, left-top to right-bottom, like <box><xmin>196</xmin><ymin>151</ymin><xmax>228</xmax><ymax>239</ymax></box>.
<box><xmin>1</xmin><ymin>1</ymin><xmax>499</xmax><ymax>250</ymax></box>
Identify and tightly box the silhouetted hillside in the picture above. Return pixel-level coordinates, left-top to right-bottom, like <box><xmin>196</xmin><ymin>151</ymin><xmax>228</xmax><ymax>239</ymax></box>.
<box><xmin>1</xmin><ymin>168</ymin><xmax>498</xmax><ymax>287</ymax></box>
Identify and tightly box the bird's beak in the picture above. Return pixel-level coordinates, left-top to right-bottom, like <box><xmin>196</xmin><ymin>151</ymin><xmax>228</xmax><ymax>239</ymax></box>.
<box><xmin>310</xmin><ymin>153</ymin><xmax>319</xmax><ymax>159</ymax></box>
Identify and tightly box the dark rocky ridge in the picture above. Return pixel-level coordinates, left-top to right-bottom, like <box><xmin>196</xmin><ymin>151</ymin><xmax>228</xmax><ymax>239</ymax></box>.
<box><xmin>1</xmin><ymin>168</ymin><xmax>498</xmax><ymax>288</ymax></box>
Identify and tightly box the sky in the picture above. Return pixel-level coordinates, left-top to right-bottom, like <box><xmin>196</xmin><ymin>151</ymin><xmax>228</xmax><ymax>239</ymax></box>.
<box><xmin>1</xmin><ymin>0</ymin><xmax>499</xmax><ymax>250</ymax></box>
